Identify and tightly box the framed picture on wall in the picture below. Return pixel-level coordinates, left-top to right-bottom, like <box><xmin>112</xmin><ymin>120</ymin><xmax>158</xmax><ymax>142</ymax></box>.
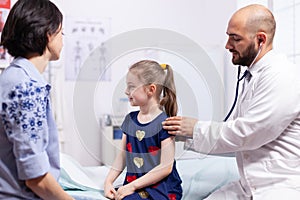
<box><xmin>64</xmin><ymin>16</ymin><xmax>111</xmax><ymax>81</ymax></box>
<box><xmin>0</xmin><ymin>0</ymin><xmax>11</xmax><ymax>71</ymax></box>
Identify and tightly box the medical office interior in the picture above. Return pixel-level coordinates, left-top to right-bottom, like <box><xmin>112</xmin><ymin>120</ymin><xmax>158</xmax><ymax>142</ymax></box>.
<box><xmin>0</xmin><ymin>0</ymin><xmax>299</xmax><ymax>199</ymax></box>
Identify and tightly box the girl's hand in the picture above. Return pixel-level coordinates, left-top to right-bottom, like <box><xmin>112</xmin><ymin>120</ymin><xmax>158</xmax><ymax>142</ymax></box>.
<box><xmin>114</xmin><ymin>184</ymin><xmax>135</xmax><ymax>200</ymax></box>
<box><xmin>104</xmin><ymin>182</ymin><xmax>117</xmax><ymax>199</ymax></box>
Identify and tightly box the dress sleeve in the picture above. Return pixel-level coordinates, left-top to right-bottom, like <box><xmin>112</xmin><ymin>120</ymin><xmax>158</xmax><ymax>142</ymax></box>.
<box><xmin>159</xmin><ymin>129</ymin><xmax>171</xmax><ymax>141</ymax></box>
<box><xmin>121</xmin><ymin>113</ymin><xmax>131</xmax><ymax>135</ymax></box>
<box><xmin>1</xmin><ymin>81</ymin><xmax>51</xmax><ymax>180</ymax></box>
<box><xmin>159</xmin><ymin>113</ymin><xmax>171</xmax><ymax>141</ymax></box>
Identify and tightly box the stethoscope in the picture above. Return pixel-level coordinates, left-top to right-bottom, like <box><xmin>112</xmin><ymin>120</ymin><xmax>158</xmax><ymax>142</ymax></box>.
<box><xmin>223</xmin><ymin>42</ymin><xmax>263</xmax><ymax>122</ymax></box>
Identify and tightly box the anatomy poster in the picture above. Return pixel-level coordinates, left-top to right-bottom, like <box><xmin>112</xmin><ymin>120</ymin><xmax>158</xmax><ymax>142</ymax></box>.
<box><xmin>64</xmin><ymin>16</ymin><xmax>111</xmax><ymax>81</ymax></box>
<box><xmin>0</xmin><ymin>0</ymin><xmax>11</xmax><ymax>69</ymax></box>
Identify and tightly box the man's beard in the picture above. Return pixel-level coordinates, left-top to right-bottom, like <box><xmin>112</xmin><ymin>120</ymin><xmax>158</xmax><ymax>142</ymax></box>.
<box><xmin>232</xmin><ymin>42</ymin><xmax>258</xmax><ymax>67</ymax></box>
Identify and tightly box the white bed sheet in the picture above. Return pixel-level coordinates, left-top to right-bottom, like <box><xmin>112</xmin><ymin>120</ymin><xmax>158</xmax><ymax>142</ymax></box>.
<box><xmin>59</xmin><ymin>151</ymin><xmax>239</xmax><ymax>200</ymax></box>
<box><xmin>176</xmin><ymin>152</ymin><xmax>239</xmax><ymax>199</ymax></box>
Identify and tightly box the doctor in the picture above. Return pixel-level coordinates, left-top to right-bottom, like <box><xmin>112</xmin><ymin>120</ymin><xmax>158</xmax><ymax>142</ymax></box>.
<box><xmin>163</xmin><ymin>4</ymin><xmax>300</xmax><ymax>199</ymax></box>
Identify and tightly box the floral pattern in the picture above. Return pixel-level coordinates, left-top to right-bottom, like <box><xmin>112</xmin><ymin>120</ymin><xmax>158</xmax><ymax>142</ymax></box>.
<box><xmin>1</xmin><ymin>81</ymin><xmax>51</xmax><ymax>143</ymax></box>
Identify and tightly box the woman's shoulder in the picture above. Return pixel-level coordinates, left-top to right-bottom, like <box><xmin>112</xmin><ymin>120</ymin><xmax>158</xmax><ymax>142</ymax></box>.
<box><xmin>0</xmin><ymin>66</ymin><xmax>28</xmax><ymax>92</ymax></box>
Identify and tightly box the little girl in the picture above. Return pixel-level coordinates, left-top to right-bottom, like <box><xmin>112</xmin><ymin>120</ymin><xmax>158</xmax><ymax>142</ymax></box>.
<box><xmin>104</xmin><ymin>60</ymin><xmax>182</xmax><ymax>200</ymax></box>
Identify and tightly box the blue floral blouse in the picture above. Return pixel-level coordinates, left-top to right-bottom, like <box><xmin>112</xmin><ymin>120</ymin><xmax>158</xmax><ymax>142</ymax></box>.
<box><xmin>0</xmin><ymin>57</ymin><xmax>60</xmax><ymax>199</ymax></box>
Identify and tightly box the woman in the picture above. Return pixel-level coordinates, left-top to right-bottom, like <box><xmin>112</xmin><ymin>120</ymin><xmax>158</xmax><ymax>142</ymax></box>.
<box><xmin>0</xmin><ymin>0</ymin><xmax>74</xmax><ymax>199</ymax></box>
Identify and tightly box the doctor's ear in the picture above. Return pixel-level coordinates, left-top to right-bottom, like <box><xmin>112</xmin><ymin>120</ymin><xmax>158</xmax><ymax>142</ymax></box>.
<box><xmin>257</xmin><ymin>36</ymin><xmax>264</xmax><ymax>47</ymax></box>
<box><xmin>256</xmin><ymin>32</ymin><xmax>266</xmax><ymax>46</ymax></box>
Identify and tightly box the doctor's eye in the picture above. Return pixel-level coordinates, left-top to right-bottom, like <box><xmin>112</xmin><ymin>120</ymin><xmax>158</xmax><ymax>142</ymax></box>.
<box><xmin>232</xmin><ymin>36</ymin><xmax>242</xmax><ymax>42</ymax></box>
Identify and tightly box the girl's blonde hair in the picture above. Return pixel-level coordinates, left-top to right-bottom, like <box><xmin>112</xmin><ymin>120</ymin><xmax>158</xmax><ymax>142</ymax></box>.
<box><xmin>129</xmin><ymin>60</ymin><xmax>178</xmax><ymax>117</ymax></box>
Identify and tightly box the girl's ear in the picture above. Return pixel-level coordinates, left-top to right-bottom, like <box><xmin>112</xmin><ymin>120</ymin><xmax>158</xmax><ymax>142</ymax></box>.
<box><xmin>147</xmin><ymin>84</ymin><xmax>157</xmax><ymax>96</ymax></box>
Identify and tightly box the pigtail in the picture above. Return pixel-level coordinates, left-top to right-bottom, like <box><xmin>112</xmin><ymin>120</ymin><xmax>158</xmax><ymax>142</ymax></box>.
<box><xmin>160</xmin><ymin>64</ymin><xmax>178</xmax><ymax>117</ymax></box>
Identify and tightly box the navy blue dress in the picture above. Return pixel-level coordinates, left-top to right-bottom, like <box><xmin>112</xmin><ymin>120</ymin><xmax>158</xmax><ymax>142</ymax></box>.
<box><xmin>121</xmin><ymin>111</ymin><xmax>182</xmax><ymax>200</ymax></box>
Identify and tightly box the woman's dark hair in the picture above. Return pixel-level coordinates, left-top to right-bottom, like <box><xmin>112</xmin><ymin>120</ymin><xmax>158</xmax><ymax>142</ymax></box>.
<box><xmin>0</xmin><ymin>0</ymin><xmax>63</xmax><ymax>58</ymax></box>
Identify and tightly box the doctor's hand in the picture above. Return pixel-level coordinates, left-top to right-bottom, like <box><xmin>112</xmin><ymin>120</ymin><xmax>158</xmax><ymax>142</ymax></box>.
<box><xmin>162</xmin><ymin>116</ymin><xmax>198</xmax><ymax>138</ymax></box>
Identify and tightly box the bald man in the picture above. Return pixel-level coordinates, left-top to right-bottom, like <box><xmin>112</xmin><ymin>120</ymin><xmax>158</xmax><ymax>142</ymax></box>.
<box><xmin>163</xmin><ymin>4</ymin><xmax>300</xmax><ymax>199</ymax></box>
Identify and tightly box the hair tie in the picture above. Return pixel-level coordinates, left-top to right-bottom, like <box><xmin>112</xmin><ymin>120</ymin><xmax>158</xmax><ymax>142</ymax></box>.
<box><xmin>160</xmin><ymin>64</ymin><xmax>167</xmax><ymax>70</ymax></box>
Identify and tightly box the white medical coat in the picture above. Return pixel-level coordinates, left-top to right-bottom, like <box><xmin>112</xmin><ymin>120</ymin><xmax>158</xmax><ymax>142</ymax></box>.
<box><xmin>189</xmin><ymin>50</ymin><xmax>300</xmax><ymax>199</ymax></box>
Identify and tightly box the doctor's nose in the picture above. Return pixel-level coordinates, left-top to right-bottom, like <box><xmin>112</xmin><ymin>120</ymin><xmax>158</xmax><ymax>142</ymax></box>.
<box><xmin>225</xmin><ymin>39</ymin><xmax>232</xmax><ymax>50</ymax></box>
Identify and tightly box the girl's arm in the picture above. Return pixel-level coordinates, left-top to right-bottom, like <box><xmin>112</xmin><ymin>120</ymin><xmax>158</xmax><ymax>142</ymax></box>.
<box><xmin>104</xmin><ymin>133</ymin><xmax>127</xmax><ymax>199</ymax></box>
<box><xmin>115</xmin><ymin>137</ymin><xmax>175</xmax><ymax>200</ymax></box>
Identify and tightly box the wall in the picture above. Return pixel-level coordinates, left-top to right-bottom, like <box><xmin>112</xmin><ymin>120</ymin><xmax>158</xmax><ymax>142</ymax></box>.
<box><xmin>11</xmin><ymin>0</ymin><xmax>237</xmax><ymax>166</ymax></box>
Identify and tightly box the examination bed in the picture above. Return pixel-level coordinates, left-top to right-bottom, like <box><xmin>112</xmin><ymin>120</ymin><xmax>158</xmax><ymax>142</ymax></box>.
<box><xmin>59</xmin><ymin>150</ymin><xmax>239</xmax><ymax>200</ymax></box>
